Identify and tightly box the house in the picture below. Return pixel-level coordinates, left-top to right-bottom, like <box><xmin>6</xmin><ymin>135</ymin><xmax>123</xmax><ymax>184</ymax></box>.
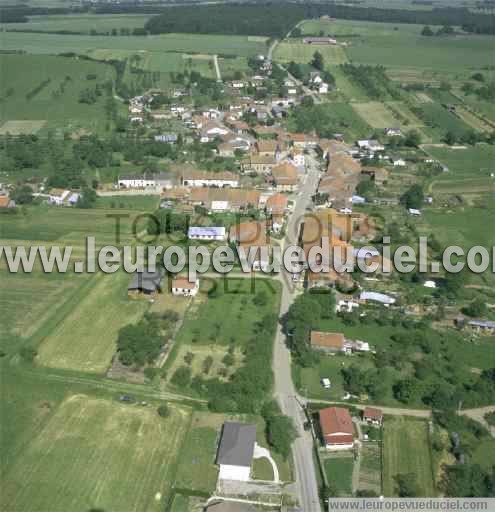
<box><xmin>216</xmin><ymin>422</ymin><xmax>256</xmax><ymax>481</ymax></box>
<box><xmin>0</xmin><ymin>195</ymin><xmax>16</xmax><ymax>209</ymax></box>
<box><xmin>392</xmin><ymin>158</ymin><xmax>406</xmax><ymax>167</ymax></box>
<box><xmin>408</xmin><ymin>208</ymin><xmax>421</xmax><ymax>216</ymax></box>
<box><xmin>255</xmin><ymin>140</ymin><xmax>283</xmax><ymax>159</ymax></box>
<box><xmin>182</xmin><ymin>170</ymin><xmax>239</xmax><ymax>188</ymax></box>
<box><xmin>310</xmin><ymin>331</ymin><xmax>345</xmax><ymax>353</ymax></box>
<box><xmin>187</xmin><ymin>226</ymin><xmax>226</xmax><ymax>241</ymax></box>
<box><xmin>171</xmin><ymin>277</ymin><xmax>199</xmax><ymax>297</ymax></box>
<box><xmin>118</xmin><ymin>174</ymin><xmax>156</xmax><ymax>189</ymax></box>
<box><xmin>240</xmin><ymin>155</ymin><xmax>277</xmax><ymax>175</ymax></box>
<box><xmin>384</xmin><ymin>128</ymin><xmax>402</xmax><ymax>137</ymax></box>
<box><xmin>336</xmin><ymin>299</ymin><xmax>359</xmax><ymax>313</ymax></box>
<box><xmin>303</xmin><ymin>37</ymin><xmax>337</xmax><ymax>45</ymax></box>
<box><xmin>291</xmin><ymin>148</ymin><xmax>305</xmax><ymax>168</ymax></box>
<box><xmin>188</xmin><ymin>188</ymin><xmax>260</xmax><ymax>212</ymax></box>
<box><xmin>363</xmin><ymin>407</ymin><xmax>383</xmax><ymax>426</ymax></box>
<box><xmin>154</xmin><ymin>134</ymin><xmax>178</xmax><ymax>143</ymax></box>
<box><xmin>357</xmin><ymin>140</ymin><xmax>385</xmax><ymax>152</ymax></box>
<box><xmin>128</xmin><ymin>269</ymin><xmax>164</xmax><ymax>296</ymax></box>
<box><xmin>218</xmin><ymin>143</ymin><xmax>236</xmax><ymax>158</ymax></box>
<box><xmin>271</xmin><ymin>162</ymin><xmax>298</xmax><ymax>192</ymax></box>
<box><xmin>265</xmin><ymin>193</ymin><xmax>288</xmax><ymax>215</ymax></box>
<box><xmin>359</xmin><ymin>291</ymin><xmax>396</xmax><ymax>305</ymax></box>
<box><xmin>466</xmin><ymin>319</ymin><xmax>495</xmax><ymax>334</ymax></box>
<box><xmin>229</xmin><ymin>221</ymin><xmax>271</xmax><ymax>271</ymax></box>
<box><xmin>319</xmin><ymin>407</ymin><xmax>354</xmax><ymax>450</ymax></box>
<box><xmin>48</xmin><ymin>188</ymin><xmax>72</xmax><ymax>206</ymax></box>
<box><xmin>318</xmin><ymin>82</ymin><xmax>329</xmax><ymax>94</ymax></box>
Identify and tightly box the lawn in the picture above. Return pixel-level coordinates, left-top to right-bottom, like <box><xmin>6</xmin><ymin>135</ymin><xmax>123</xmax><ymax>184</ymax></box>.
<box><xmin>323</xmin><ymin>456</ymin><xmax>354</xmax><ymax>496</ymax></box>
<box><xmin>1</xmin><ymin>394</ymin><xmax>190</xmax><ymax>512</ymax></box>
<box><xmin>0</xmin><ymin>54</ymin><xmax>116</xmax><ymax>132</ymax></box>
<box><xmin>382</xmin><ymin>417</ymin><xmax>435</xmax><ymax>497</ymax></box>
<box><xmin>274</xmin><ymin>41</ymin><xmax>348</xmax><ymax>65</ymax></box>
<box><xmin>414</xmin><ymin>102</ymin><xmax>472</xmax><ymax>140</ymax></box>
<box><xmin>95</xmin><ymin>194</ymin><xmax>160</xmax><ymax>211</ymax></box>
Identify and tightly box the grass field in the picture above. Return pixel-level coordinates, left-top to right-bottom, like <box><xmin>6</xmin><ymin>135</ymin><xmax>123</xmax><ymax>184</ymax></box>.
<box><xmin>382</xmin><ymin>417</ymin><xmax>435</xmax><ymax>497</ymax></box>
<box><xmin>0</xmin><ymin>120</ymin><xmax>46</xmax><ymax>135</ymax></box>
<box><xmin>415</xmin><ymin>102</ymin><xmax>472</xmax><ymax>140</ymax></box>
<box><xmin>324</xmin><ymin>456</ymin><xmax>354</xmax><ymax>496</ymax></box>
<box><xmin>95</xmin><ymin>194</ymin><xmax>160</xmax><ymax>210</ymax></box>
<box><xmin>0</xmin><ymin>13</ymin><xmax>152</xmax><ymax>33</ymax></box>
<box><xmin>2</xmin><ymin>394</ymin><xmax>190</xmax><ymax>511</ymax></box>
<box><xmin>0</xmin><ymin>206</ymin><xmax>150</xmax><ymax>370</ymax></box>
<box><xmin>274</xmin><ymin>41</ymin><xmax>348</xmax><ymax>65</ymax></box>
<box><xmin>0</xmin><ymin>31</ymin><xmax>266</xmax><ymax>58</ymax></box>
<box><xmin>352</xmin><ymin>101</ymin><xmax>399</xmax><ymax>128</ymax></box>
<box><xmin>0</xmin><ymin>54</ymin><xmax>116</xmax><ymax>132</ymax></box>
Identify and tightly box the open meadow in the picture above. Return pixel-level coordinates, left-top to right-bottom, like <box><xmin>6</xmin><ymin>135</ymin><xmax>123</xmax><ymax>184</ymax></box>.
<box><xmin>0</xmin><ymin>53</ymin><xmax>116</xmax><ymax>133</ymax></box>
<box><xmin>0</xmin><ymin>206</ymin><xmax>152</xmax><ymax>373</ymax></box>
<box><xmin>2</xmin><ymin>394</ymin><xmax>191</xmax><ymax>512</ymax></box>
<box><xmin>382</xmin><ymin>417</ymin><xmax>435</xmax><ymax>496</ymax></box>
<box><xmin>274</xmin><ymin>41</ymin><xmax>348</xmax><ymax>66</ymax></box>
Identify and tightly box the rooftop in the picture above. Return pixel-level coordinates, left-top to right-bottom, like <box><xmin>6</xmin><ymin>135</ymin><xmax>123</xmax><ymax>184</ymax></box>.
<box><xmin>216</xmin><ymin>422</ymin><xmax>256</xmax><ymax>467</ymax></box>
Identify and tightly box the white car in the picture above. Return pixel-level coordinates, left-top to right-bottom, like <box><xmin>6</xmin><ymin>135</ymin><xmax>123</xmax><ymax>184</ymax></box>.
<box><xmin>321</xmin><ymin>378</ymin><xmax>331</xmax><ymax>389</ymax></box>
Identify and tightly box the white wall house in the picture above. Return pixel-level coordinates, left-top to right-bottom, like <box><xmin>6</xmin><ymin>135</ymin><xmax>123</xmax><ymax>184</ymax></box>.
<box><xmin>188</xmin><ymin>226</ymin><xmax>226</xmax><ymax>241</ymax></box>
<box><xmin>183</xmin><ymin>173</ymin><xmax>239</xmax><ymax>188</ymax></box>
<box><xmin>171</xmin><ymin>278</ymin><xmax>199</xmax><ymax>297</ymax></box>
<box><xmin>118</xmin><ymin>175</ymin><xmax>156</xmax><ymax>188</ymax></box>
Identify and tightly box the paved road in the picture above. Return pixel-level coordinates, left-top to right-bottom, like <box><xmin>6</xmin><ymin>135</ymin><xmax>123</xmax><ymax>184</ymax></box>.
<box><xmin>272</xmin><ymin>154</ymin><xmax>322</xmax><ymax>511</ymax></box>
<box><xmin>213</xmin><ymin>54</ymin><xmax>222</xmax><ymax>82</ymax></box>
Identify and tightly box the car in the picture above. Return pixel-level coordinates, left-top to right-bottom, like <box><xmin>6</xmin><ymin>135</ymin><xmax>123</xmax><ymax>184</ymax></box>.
<box><xmin>119</xmin><ymin>395</ymin><xmax>134</xmax><ymax>402</ymax></box>
<box><xmin>321</xmin><ymin>378</ymin><xmax>331</xmax><ymax>389</ymax></box>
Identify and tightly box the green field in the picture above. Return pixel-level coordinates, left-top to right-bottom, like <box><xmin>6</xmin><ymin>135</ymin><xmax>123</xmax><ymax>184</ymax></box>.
<box><xmin>352</xmin><ymin>101</ymin><xmax>400</xmax><ymax>128</ymax></box>
<box><xmin>2</xmin><ymin>394</ymin><xmax>190</xmax><ymax>511</ymax></box>
<box><xmin>95</xmin><ymin>195</ymin><xmax>160</xmax><ymax>210</ymax></box>
<box><xmin>358</xmin><ymin>443</ymin><xmax>382</xmax><ymax>495</ymax></box>
<box><xmin>274</xmin><ymin>41</ymin><xmax>348</xmax><ymax>65</ymax></box>
<box><xmin>324</xmin><ymin>456</ymin><xmax>354</xmax><ymax>496</ymax></box>
<box><xmin>0</xmin><ymin>54</ymin><xmax>116</xmax><ymax>132</ymax></box>
<box><xmin>301</xmin><ymin>19</ymin><xmax>495</xmax><ymax>73</ymax></box>
<box><xmin>0</xmin><ymin>31</ymin><xmax>266</xmax><ymax>58</ymax></box>
<box><xmin>0</xmin><ymin>206</ymin><xmax>150</xmax><ymax>371</ymax></box>
<box><xmin>0</xmin><ymin>13</ymin><xmax>152</xmax><ymax>33</ymax></box>
<box><xmin>382</xmin><ymin>417</ymin><xmax>435</xmax><ymax>497</ymax></box>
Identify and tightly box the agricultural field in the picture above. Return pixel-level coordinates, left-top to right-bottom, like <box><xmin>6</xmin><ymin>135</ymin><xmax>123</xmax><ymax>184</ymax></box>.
<box><xmin>0</xmin><ymin>206</ymin><xmax>149</xmax><ymax>369</ymax></box>
<box><xmin>0</xmin><ymin>54</ymin><xmax>117</xmax><ymax>133</ymax></box>
<box><xmin>414</xmin><ymin>102</ymin><xmax>472</xmax><ymax>140</ymax></box>
<box><xmin>0</xmin><ymin>31</ymin><xmax>266</xmax><ymax>58</ymax></box>
<box><xmin>323</xmin><ymin>456</ymin><xmax>354</xmax><ymax>496</ymax></box>
<box><xmin>352</xmin><ymin>101</ymin><xmax>400</xmax><ymax>129</ymax></box>
<box><xmin>274</xmin><ymin>41</ymin><xmax>348</xmax><ymax>66</ymax></box>
<box><xmin>2</xmin><ymin>394</ymin><xmax>190</xmax><ymax>512</ymax></box>
<box><xmin>358</xmin><ymin>443</ymin><xmax>382</xmax><ymax>495</ymax></box>
<box><xmin>95</xmin><ymin>194</ymin><xmax>161</xmax><ymax>211</ymax></box>
<box><xmin>382</xmin><ymin>417</ymin><xmax>435</xmax><ymax>497</ymax></box>
<box><xmin>0</xmin><ymin>13</ymin><xmax>152</xmax><ymax>33</ymax></box>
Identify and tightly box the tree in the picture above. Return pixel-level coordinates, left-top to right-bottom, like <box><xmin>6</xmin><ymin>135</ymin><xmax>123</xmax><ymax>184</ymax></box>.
<box><xmin>404</xmin><ymin>129</ymin><xmax>422</xmax><ymax>148</ymax></box>
<box><xmin>253</xmin><ymin>291</ymin><xmax>268</xmax><ymax>307</ymax></box>
<box><xmin>262</xmin><ymin>401</ymin><xmax>297</xmax><ymax>459</ymax></box>
<box><xmin>157</xmin><ymin>403</ymin><xmax>170</xmax><ymax>417</ymax></box>
<box><xmin>395</xmin><ymin>472</ymin><xmax>420</xmax><ymax>497</ymax></box>
<box><xmin>291</xmin><ymin>27</ymin><xmax>302</xmax><ymax>38</ymax></box>
<box><xmin>421</xmin><ymin>25</ymin><xmax>434</xmax><ymax>36</ymax></box>
<box><xmin>462</xmin><ymin>298</ymin><xmax>487</xmax><ymax>318</ymax></box>
<box><xmin>171</xmin><ymin>366</ymin><xmax>192</xmax><ymax>387</ymax></box>
<box><xmin>400</xmin><ymin>184</ymin><xmax>424</xmax><ymax>209</ymax></box>
<box><xmin>311</xmin><ymin>51</ymin><xmax>324</xmax><ymax>71</ymax></box>
<box><xmin>445</xmin><ymin>131</ymin><xmax>458</xmax><ymax>146</ymax></box>
<box><xmin>10</xmin><ymin>185</ymin><xmax>33</xmax><ymax>205</ymax></box>
<box><xmin>76</xmin><ymin>187</ymin><xmax>97</xmax><ymax>209</ymax></box>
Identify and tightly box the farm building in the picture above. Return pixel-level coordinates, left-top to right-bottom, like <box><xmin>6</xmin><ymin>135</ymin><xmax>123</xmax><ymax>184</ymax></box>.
<box><xmin>359</xmin><ymin>291</ymin><xmax>396</xmax><ymax>305</ymax></box>
<box><xmin>182</xmin><ymin>170</ymin><xmax>239</xmax><ymax>188</ymax></box>
<box><xmin>128</xmin><ymin>269</ymin><xmax>164</xmax><ymax>296</ymax></box>
<box><xmin>271</xmin><ymin>162</ymin><xmax>298</xmax><ymax>192</ymax></box>
<box><xmin>240</xmin><ymin>154</ymin><xmax>277</xmax><ymax>175</ymax></box>
<box><xmin>303</xmin><ymin>37</ymin><xmax>337</xmax><ymax>44</ymax></box>
<box><xmin>363</xmin><ymin>407</ymin><xmax>383</xmax><ymax>426</ymax></box>
<box><xmin>187</xmin><ymin>226</ymin><xmax>227</xmax><ymax>241</ymax></box>
<box><xmin>216</xmin><ymin>422</ymin><xmax>256</xmax><ymax>482</ymax></box>
<box><xmin>0</xmin><ymin>195</ymin><xmax>16</xmax><ymax>209</ymax></box>
<box><xmin>319</xmin><ymin>407</ymin><xmax>354</xmax><ymax>451</ymax></box>
<box><xmin>171</xmin><ymin>277</ymin><xmax>199</xmax><ymax>297</ymax></box>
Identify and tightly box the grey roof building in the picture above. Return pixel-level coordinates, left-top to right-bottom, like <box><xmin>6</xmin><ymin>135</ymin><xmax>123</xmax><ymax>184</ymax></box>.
<box><xmin>216</xmin><ymin>422</ymin><xmax>256</xmax><ymax>467</ymax></box>
<box><xmin>128</xmin><ymin>268</ymin><xmax>164</xmax><ymax>294</ymax></box>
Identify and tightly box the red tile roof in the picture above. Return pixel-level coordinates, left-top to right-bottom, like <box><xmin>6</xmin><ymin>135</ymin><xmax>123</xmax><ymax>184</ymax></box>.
<box><xmin>363</xmin><ymin>407</ymin><xmax>383</xmax><ymax>421</ymax></box>
<box><xmin>319</xmin><ymin>407</ymin><xmax>354</xmax><ymax>440</ymax></box>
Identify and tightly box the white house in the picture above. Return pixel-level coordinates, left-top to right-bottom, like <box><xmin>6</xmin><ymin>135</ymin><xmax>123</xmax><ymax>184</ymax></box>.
<box><xmin>360</xmin><ymin>291</ymin><xmax>396</xmax><ymax>305</ymax></box>
<box><xmin>118</xmin><ymin>174</ymin><xmax>156</xmax><ymax>189</ymax></box>
<box><xmin>392</xmin><ymin>158</ymin><xmax>406</xmax><ymax>167</ymax></box>
<box><xmin>187</xmin><ymin>226</ymin><xmax>226</xmax><ymax>241</ymax></box>
<box><xmin>171</xmin><ymin>277</ymin><xmax>199</xmax><ymax>297</ymax></box>
<box><xmin>336</xmin><ymin>299</ymin><xmax>360</xmax><ymax>313</ymax></box>
<box><xmin>182</xmin><ymin>171</ymin><xmax>239</xmax><ymax>188</ymax></box>
<box><xmin>318</xmin><ymin>82</ymin><xmax>329</xmax><ymax>94</ymax></box>
<box><xmin>48</xmin><ymin>189</ymin><xmax>71</xmax><ymax>206</ymax></box>
<box><xmin>384</xmin><ymin>128</ymin><xmax>402</xmax><ymax>137</ymax></box>
<box><xmin>408</xmin><ymin>208</ymin><xmax>422</xmax><ymax>216</ymax></box>
<box><xmin>216</xmin><ymin>422</ymin><xmax>256</xmax><ymax>482</ymax></box>
<box><xmin>357</xmin><ymin>140</ymin><xmax>385</xmax><ymax>152</ymax></box>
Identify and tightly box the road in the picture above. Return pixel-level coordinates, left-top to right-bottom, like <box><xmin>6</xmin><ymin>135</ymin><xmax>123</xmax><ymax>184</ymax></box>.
<box><xmin>272</xmin><ymin>153</ymin><xmax>322</xmax><ymax>511</ymax></box>
<box><xmin>213</xmin><ymin>54</ymin><xmax>222</xmax><ymax>82</ymax></box>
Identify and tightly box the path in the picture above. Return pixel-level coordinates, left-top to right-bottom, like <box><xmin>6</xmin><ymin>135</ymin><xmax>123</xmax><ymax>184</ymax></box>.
<box><xmin>461</xmin><ymin>405</ymin><xmax>495</xmax><ymax>437</ymax></box>
<box><xmin>213</xmin><ymin>54</ymin><xmax>222</xmax><ymax>82</ymax></box>
<box><xmin>254</xmin><ymin>444</ymin><xmax>280</xmax><ymax>483</ymax></box>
